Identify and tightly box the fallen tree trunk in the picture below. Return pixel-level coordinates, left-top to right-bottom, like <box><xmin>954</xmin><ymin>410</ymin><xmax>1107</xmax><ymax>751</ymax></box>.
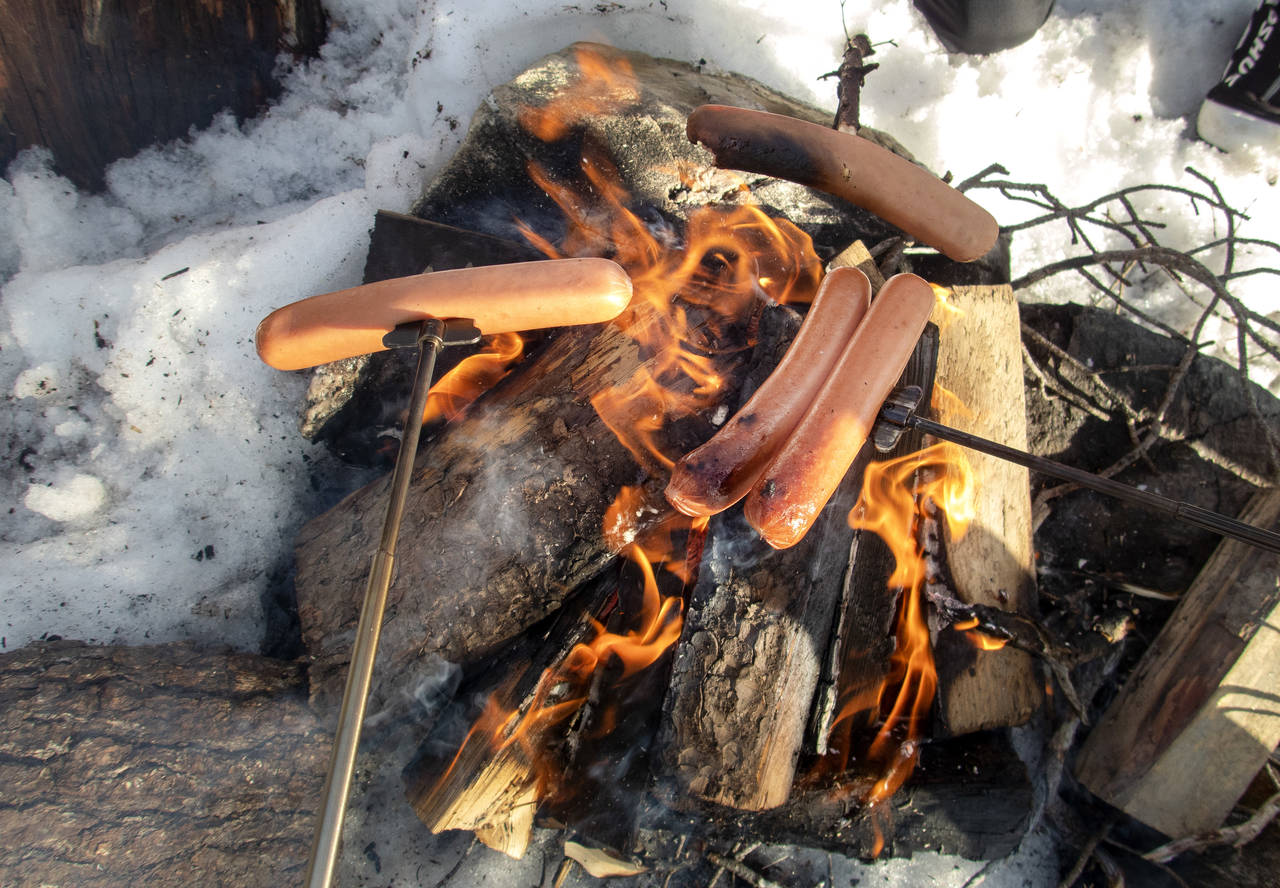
<box><xmin>0</xmin><ymin>0</ymin><xmax>326</xmax><ymax>190</ymax></box>
<box><xmin>0</xmin><ymin>641</ymin><xmax>326</xmax><ymax>887</ymax></box>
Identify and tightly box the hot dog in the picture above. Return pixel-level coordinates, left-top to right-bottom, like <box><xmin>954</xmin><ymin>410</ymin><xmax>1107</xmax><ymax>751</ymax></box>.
<box><xmin>743</xmin><ymin>273</ymin><xmax>936</xmax><ymax>549</ymax></box>
<box><xmin>665</xmin><ymin>266</ymin><xmax>872</xmax><ymax>517</ymax></box>
<box><xmin>686</xmin><ymin>105</ymin><xmax>999</xmax><ymax>263</ymax></box>
<box><xmin>255</xmin><ymin>258</ymin><xmax>633</xmax><ymax>370</ymax></box>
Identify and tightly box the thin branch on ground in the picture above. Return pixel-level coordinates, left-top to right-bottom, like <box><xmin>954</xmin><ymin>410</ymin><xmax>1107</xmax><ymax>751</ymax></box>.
<box><xmin>960</xmin><ymin>166</ymin><xmax>1280</xmax><ymax>485</ymax></box>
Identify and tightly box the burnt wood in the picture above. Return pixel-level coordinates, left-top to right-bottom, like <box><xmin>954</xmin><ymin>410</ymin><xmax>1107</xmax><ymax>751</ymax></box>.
<box><xmin>293</xmin><ymin>302</ymin><xmax>726</xmax><ymax>712</ymax></box>
<box><xmin>0</xmin><ymin>641</ymin><xmax>325</xmax><ymax>887</ymax></box>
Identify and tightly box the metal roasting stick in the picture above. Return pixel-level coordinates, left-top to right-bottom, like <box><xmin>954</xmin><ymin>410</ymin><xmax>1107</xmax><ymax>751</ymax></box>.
<box><xmin>874</xmin><ymin>385</ymin><xmax>1280</xmax><ymax>556</ymax></box>
<box><xmin>305</xmin><ymin>317</ymin><xmax>481</xmax><ymax>888</ymax></box>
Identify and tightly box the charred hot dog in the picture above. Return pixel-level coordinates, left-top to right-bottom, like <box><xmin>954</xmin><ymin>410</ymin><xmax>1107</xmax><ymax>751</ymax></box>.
<box><xmin>665</xmin><ymin>266</ymin><xmax>872</xmax><ymax>517</ymax></box>
<box><xmin>686</xmin><ymin>105</ymin><xmax>998</xmax><ymax>263</ymax></box>
<box><xmin>743</xmin><ymin>272</ymin><xmax>937</xmax><ymax>549</ymax></box>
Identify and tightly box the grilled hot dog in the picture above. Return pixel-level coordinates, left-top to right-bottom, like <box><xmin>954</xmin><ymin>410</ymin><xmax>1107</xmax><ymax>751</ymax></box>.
<box><xmin>255</xmin><ymin>258</ymin><xmax>633</xmax><ymax>370</ymax></box>
<box><xmin>665</xmin><ymin>266</ymin><xmax>872</xmax><ymax>517</ymax></box>
<box><xmin>686</xmin><ymin>105</ymin><xmax>999</xmax><ymax>263</ymax></box>
<box><xmin>743</xmin><ymin>273</ymin><xmax>937</xmax><ymax>549</ymax></box>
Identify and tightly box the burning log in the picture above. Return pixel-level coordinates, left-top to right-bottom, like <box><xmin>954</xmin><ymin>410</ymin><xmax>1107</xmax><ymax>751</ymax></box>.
<box><xmin>1074</xmin><ymin>488</ymin><xmax>1280</xmax><ymax>839</ymax></box>
<box><xmin>656</xmin><ymin>256</ymin><xmax>941</xmax><ymax>812</ymax></box>
<box><xmin>0</xmin><ymin>641</ymin><xmax>326</xmax><ymax>887</ymax></box>
<box><xmin>293</xmin><ymin>294</ymin><xmax>728</xmax><ymax>710</ymax></box>
<box><xmin>405</xmin><ymin>522</ymin><xmax>688</xmax><ymax>864</ymax></box>
<box><xmin>926</xmin><ymin>284</ymin><xmax>1042</xmax><ymax>736</ymax></box>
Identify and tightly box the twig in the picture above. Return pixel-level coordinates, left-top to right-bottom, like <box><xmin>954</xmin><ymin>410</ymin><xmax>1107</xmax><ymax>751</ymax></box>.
<box><xmin>705</xmin><ymin>850</ymin><xmax>789</xmax><ymax>888</ymax></box>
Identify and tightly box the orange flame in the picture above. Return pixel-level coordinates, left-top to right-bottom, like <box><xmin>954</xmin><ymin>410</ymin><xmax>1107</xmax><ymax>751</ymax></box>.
<box><xmin>967</xmin><ymin>630</ymin><xmax>1009</xmax><ymax>651</ymax></box>
<box><xmin>818</xmin><ymin>441</ymin><xmax>975</xmax><ymax>852</ymax></box>
<box><xmin>514</xmin><ymin>46</ymin><xmax>821</xmax><ymax>474</ymax></box>
<box><xmin>517</xmin><ymin>46</ymin><xmax>641</xmax><ymax>142</ymax></box>
<box><xmin>450</xmin><ymin>490</ymin><xmax>689</xmax><ymax>810</ymax></box>
<box><xmin>421</xmin><ymin>332</ymin><xmax>524</xmax><ymax>424</ymax></box>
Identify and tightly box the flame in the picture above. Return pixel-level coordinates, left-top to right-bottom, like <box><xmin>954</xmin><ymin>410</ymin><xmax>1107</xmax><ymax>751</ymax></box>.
<box><xmin>812</xmin><ymin>441</ymin><xmax>975</xmax><ymax>852</ymax></box>
<box><xmin>517</xmin><ymin>46</ymin><xmax>641</xmax><ymax>142</ymax></box>
<box><xmin>967</xmin><ymin>630</ymin><xmax>1009</xmax><ymax>651</ymax></box>
<box><xmin>421</xmin><ymin>332</ymin><xmax>524</xmax><ymax>424</ymax></box>
<box><xmin>514</xmin><ymin>46</ymin><xmax>821</xmax><ymax>475</ymax></box>
<box><xmin>442</xmin><ymin>488</ymin><xmax>690</xmax><ymax>820</ymax></box>
<box><xmin>930</xmin><ymin>283</ymin><xmax>964</xmax><ymax>333</ymax></box>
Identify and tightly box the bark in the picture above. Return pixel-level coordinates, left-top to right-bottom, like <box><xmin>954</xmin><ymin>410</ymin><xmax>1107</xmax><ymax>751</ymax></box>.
<box><xmin>0</xmin><ymin>641</ymin><xmax>325</xmax><ymax>888</ymax></box>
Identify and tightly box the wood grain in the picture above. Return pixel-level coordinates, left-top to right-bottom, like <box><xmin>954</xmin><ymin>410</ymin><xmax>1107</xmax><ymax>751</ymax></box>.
<box><xmin>929</xmin><ymin>284</ymin><xmax>1042</xmax><ymax>735</ymax></box>
<box><xmin>1075</xmin><ymin>489</ymin><xmax>1280</xmax><ymax>838</ymax></box>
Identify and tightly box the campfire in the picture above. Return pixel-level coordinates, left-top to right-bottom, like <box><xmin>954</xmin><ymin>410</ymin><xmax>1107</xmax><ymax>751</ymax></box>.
<box><xmin>284</xmin><ymin>41</ymin><xmax>1048</xmax><ymax>876</ymax></box>
<box><xmin>7</xmin><ymin>25</ymin><xmax>1280</xmax><ymax>888</ymax></box>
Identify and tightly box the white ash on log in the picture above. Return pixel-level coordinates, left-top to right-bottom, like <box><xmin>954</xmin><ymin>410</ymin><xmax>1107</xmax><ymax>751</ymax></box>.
<box><xmin>0</xmin><ymin>641</ymin><xmax>326</xmax><ymax>887</ymax></box>
<box><xmin>1074</xmin><ymin>489</ymin><xmax>1280</xmax><ymax>839</ymax></box>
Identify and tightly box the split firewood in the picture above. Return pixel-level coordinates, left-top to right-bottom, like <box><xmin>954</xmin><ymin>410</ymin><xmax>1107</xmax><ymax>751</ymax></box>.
<box><xmin>925</xmin><ymin>284</ymin><xmax>1042</xmax><ymax>736</ymax></box>
<box><xmin>0</xmin><ymin>641</ymin><xmax>326</xmax><ymax>888</ymax></box>
<box><xmin>1075</xmin><ymin>489</ymin><xmax>1280</xmax><ymax>839</ymax></box>
<box><xmin>657</xmin><ymin>268</ymin><xmax>941</xmax><ymax>811</ymax></box>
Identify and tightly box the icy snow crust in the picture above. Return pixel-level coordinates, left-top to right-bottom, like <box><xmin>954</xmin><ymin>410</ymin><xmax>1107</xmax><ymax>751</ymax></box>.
<box><xmin>0</xmin><ymin>0</ymin><xmax>1274</xmax><ymax>866</ymax></box>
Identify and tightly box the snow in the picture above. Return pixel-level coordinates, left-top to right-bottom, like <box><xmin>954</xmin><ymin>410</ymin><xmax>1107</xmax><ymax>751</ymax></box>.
<box><xmin>1</xmin><ymin>0</ymin><xmax>1276</xmax><ymax>883</ymax></box>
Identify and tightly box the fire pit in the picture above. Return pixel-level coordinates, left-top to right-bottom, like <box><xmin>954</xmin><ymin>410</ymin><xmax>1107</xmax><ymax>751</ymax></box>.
<box><xmin>290</xmin><ymin>41</ymin><xmax>1045</xmax><ymax>880</ymax></box>
<box><xmin>5</xmin><ymin>38</ymin><xmax>1278</xmax><ymax>888</ymax></box>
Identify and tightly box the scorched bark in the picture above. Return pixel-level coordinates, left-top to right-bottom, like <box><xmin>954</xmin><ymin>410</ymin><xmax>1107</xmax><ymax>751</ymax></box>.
<box><xmin>294</xmin><ymin>307</ymin><xmax>722</xmax><ymax>710</ymax></box>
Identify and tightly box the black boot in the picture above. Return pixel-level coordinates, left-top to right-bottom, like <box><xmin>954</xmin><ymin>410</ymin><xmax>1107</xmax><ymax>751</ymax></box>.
<box><xmin>1197</xmin><ymin>0</ymin><xmax>1280</xmax><ymax>152</ymax></box>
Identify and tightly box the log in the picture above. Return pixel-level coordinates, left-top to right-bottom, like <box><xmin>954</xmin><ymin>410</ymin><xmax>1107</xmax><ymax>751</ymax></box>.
<box><xmin>294</xmin><ymin>295</ymin><xmax>735</xmax><ymax>711</ymax></box>
<box><xmin>0</xmin><ymin>0</ymin><xmax>326</xmax><ymax>190</ymax></box>
<box><xmin>0</xmin><ymin>641</ymin><xmax>326</xmax><ymax>887</ymax></box>
<box><xmin>1074</xmin><ymin>489</ymin><xmax>1280</xmax><ymax>839</ymax></box>
<box><xmin>656</xmin><ymin>281</ymin><xmax>940</xmax><ymax>812</ymax></box>
<box><xmin>927</xmin><ymin>284</ymin><xmax>1042</xmax><ymax>735</ymax></box>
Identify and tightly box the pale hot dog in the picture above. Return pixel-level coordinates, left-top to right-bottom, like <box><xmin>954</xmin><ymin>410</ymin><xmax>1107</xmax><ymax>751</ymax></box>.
<box><xmin>255</xmin><ymin>258</ymin><xmax>633</xmax><ymax>370</ymax></box>
<box><xmin>686</xmin><ymin>105</ymin><xmax>999</xmax><ymax>263</ymax></box>
<box><xmin>665</xmin><ymin>266</ymin><xmax>872</xmax><ymax>517</ymax></box>
<box><xmin>743</xmin><ymin>273</ymin><xmax>937</xmax><ymax>549</ymax></box>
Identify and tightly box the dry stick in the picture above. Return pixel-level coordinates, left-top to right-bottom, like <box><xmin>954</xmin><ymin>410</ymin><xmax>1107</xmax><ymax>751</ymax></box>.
<box><xmin>704</xmin><ymin>850</ymin><xmax>787</xmax><ymax>888</ymax></box>
<box><xmin>1017</xmin><ymin>245</ymin><xmax>1280</xmax><ymax>500</ymax></box>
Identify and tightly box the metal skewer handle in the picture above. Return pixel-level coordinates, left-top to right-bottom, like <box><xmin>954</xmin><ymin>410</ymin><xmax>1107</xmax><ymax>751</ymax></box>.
<box><xmin>305</xmin><ymin>317</ymin><xmax>480</xmax><ymax>888</ymax></box>
<box><xmin>874</xmin><ymin>384</ymin><xmax>1280</xmax><ymax>556</ymax></box>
